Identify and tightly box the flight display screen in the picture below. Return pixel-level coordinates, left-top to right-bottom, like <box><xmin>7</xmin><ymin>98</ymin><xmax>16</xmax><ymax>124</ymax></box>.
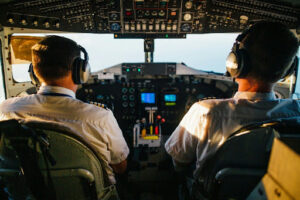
<box><xmin>141</xmin><ymin>93</ymin><xmax>155</xmax><ymax>104</ymax></box>
<box><xmin>164</xmin><ymin>94</ymin><xmax>176</xmax><ymax>106</ymax></box>
<box><xmin>164</xmin><ymin>94</ymin><xmax>176</xmax><ymax>102</ymax></box>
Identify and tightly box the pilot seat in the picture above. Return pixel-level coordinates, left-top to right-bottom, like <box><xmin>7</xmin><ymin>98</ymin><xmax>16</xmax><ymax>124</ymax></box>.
<box><xmin>0</xmin><ymin>119</ymin><xmax>119</xmax><ymax>200</ymax></box>
<box><xmin>191</xmin><ymin>120</ymin><xmax>300</xmax><ymax>200</ymax></box>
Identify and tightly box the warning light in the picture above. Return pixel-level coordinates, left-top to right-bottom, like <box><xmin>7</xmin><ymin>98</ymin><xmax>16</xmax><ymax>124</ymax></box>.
<box><xmin>171</xmin><ymin>11</ymin><xmax>177</xmax><ymax>16</ymax></box>
<box><xmin>165</xmin><ymin>34</ymin><xmax>169</xmax><ymax>38</ymax></box>
<box><xmin>138</xmin><ymin>68</ymin><xmax>141</xmax><ymax>72</ymax></box>
<box><xmin>114</xmin><ymin>34</ymin><xmax>118</xmax><ymax>38</ymax></box>
<box><xmin>155</xmin><ymin>126</ymin><xmax>159</xmax><ymax>135</ymax></box>
<box><xmin>126</xmin><ymin>11</ymin><xmax>133</xmax><ymax>16</ymax></box>
<box><xmin>126</xmin><ymin>69</ymin><xmax>130</xmax><ymax>72</ymax></box>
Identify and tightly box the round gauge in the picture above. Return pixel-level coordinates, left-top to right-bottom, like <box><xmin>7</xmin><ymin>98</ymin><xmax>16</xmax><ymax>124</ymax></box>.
<box><xmin>110</xmin><ymin>23</ymin><xmax>120</xmax><ymax>31</ymax></box>
<box><xmin>33</xmin><ymin>19</ymin><xmax>38</xmax><ymax>27</ymax></box>
<box><xmin>8</xmin><ymin>18</ymin><xmax>14</xmax><ymax>24</ymax></box>
<box><xmin>129</xmin><ymin>95</ymin><xmax>135</xmax><ymax>101</ymax></box>
<box><xmin>21</xmin><ymin>19</ymin><xmax>27</xmax><ymax>25</ymax></box>
<box><xmin>185</xmin><ymin>1</ymin><xmax>193</xmax><ymax>9</ymax></box>
<box><xmin>129</xmin><ymin>88</ymin><xmax>135</xmax><ymax>93</ymax></box>
<box><xmin>122</xmin><ymin>88</ymin><xmax>128</xmax><ymax>93</ymax></box>
<box><xmin>152</xmin><ymin>11</ymin><xmax>158</xmax><ymax>16</ymax></box>
<box><xmin>122</xmin><ymin>95</ymin><xmax>128</xmax><ymax>101</ymax></box>
<box><xmin>183</xmin><ymin>13</ymin><xmax>192</xmax><ymax>21</ymax></box>
<box><xmin>122</xmin><ymin>102</ymin><xmax>128</xmax><ymax>108</ymax></box>
<box><xmin>110</xmin><ymin>13</ymin><xmax>118</xmax><ymax>20</ymax></box>
<box><xmin>44</xmin><ymin>21</ymin><xmax>50</xmax><ymax>28</ymax></box>
<box><xmin>159</xmin><ymin>10</ymin><xmax>166</xmax><ymax>17</ymax></box>
<box><xmin>181</xmin><ymin>23</ymin><xmax>191</xmax><ymax>32</ymax></box>
<box><xmin>55</xmin><ymin>21</ymin><xmax>60</xmax><ymax>28</ymax></box>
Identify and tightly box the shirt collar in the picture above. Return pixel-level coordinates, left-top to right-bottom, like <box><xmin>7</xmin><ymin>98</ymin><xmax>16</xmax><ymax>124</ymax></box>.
<box><xmin>233</xmin><ymin>91</ymin><xmax>276</xmax><ymax>100</ymax></box>
<box><xmin>38</xmin><ymin>85</ymin><xmax>76</xmax><ymax>98</ymax></box>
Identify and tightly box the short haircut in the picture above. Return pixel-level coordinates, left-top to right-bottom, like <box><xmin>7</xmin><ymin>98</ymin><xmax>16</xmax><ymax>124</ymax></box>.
<box><xmin>242</xmin><ymin>21</ymin><xmax>299</xmax><ymax>82</ymax></box>
<box><xmin>31</xmin><ymin>35</ymin><xmax>80</xmax><ymax>81</ymax></box>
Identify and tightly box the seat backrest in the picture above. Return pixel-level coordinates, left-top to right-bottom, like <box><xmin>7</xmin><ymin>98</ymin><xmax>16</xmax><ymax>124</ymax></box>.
<box><xmin>198</xmin><ymin>123</ymin><xmax>281</xmax><ymax>200</ymax></box>
<box><xmin>0</xmin><ymin>119</ymin><xmax>119</xmax><ymax>200</ymax></box>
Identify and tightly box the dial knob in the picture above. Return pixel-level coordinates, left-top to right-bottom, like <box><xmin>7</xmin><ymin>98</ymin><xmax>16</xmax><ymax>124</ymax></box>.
<box><xmin>21</xmin><ymin>19</ymin><xmax>27</xmax><ymax>25</ymax></box>
<box><xmin>44</xmin><ymin>21</ymin><xmax>50</xmax><ymax>28</ymax></box>
<box><xmin>185</xmin><ymin>1</ymin><xmax>193</xmax><ymax>9</ymax></box>
<box><xmin>183</xmin><ymin>13</ymin><xmax>192</xmax><ymax>21</ymax></box>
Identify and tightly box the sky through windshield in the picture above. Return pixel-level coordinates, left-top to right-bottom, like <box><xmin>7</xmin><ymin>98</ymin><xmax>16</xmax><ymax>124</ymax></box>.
<box><xmin>1</xmin><ymin>33</ymin><xmax>300</xmax><ymax>101</ymax></box>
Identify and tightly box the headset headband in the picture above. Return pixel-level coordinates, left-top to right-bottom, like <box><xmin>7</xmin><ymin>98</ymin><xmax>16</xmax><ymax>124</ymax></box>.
<box><xmin>78</xmin><ymin>45</ymin><xmax>89</xmax><ymax>62</ymax></box>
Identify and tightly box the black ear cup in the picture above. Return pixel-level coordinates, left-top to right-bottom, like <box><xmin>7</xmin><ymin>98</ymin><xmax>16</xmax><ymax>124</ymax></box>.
<box><xmin>226</xmin><ymin>42</ymin><xmax>250</xmax><ymax>78</ymax></box>
<box><xmin>282</xmin><ymin>56</ymin><xmax>298</xmax><ymax>79</ymax></box>
<box><xmin>72</xmin><ymin>45</ymin><xmax>90</xmax><ymax>84</ymax></box>
<box><xmin>72</xmin><ymin>57</ymin><xmax>82</xmax><ymax>84</ymax></box>
<box><xmin>226</xmin><ymin>25</ymin><xmax>254</xmax><ymax>78</ymax></box>
<box><xmin>28</xmin><ymin>63</ymin><xmax>40</xmax><ymax>86</ymax></box>
<box><xmin>225</xmin><ymin>26</ymin><xmax>252</xmax><ymax>78</ymax></box>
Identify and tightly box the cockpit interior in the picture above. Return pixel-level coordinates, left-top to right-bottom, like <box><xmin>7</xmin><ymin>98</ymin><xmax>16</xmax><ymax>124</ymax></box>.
<box><xmin>0</xmin><ymin>0</ymin><xmax>300</xmax><ymax>200</ymax></box>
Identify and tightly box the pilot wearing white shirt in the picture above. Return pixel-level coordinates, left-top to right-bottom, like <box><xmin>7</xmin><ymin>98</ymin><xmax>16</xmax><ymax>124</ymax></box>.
<box><xmin>165</xmin><ymin>21</ymin><xmax>300</xmax><ymax>179</ymax></box>
<box><xmin>0</xmin><ymin>36</ymin><xmax>129</xmax><ymax>184</ymax></box>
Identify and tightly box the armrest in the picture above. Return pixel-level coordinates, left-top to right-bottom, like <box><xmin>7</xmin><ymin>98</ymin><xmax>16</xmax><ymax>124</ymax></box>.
<box><xmin>215</xmin><ymin>168</ymin><xmax>265</xmax><ymax>182</ymax></box>
<box><xmin>41</xmin><ymin>168</ymin><xmax>95</xmax><ymax>183</ymax></box>
<box><xmin>0</xmin><ymin>169</ymin><xmax>20</xmax><ymax>176</ymax></box>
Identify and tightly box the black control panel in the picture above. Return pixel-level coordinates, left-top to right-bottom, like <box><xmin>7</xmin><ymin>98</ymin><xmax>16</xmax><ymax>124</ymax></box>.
<box><xmin>0</xmin><ymin>0</ymin><xmax>299</xmax><ymax>36</ymax></box>
<box><xmin>76</xmin><ymin>72</ymin><xmax>235</xmax><ymax>143</ymax></box>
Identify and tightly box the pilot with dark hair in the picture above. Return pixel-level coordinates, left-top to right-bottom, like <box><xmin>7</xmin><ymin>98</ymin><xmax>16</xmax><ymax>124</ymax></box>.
<box><xmin>165</xmin><ymin>21</ymin><xmax>300</xmax><ymax>179</ymax></box>
<box><xmin>0</xmin><ymin>35</ymin><xmax>129</xmax><ymax>184</ymax></box>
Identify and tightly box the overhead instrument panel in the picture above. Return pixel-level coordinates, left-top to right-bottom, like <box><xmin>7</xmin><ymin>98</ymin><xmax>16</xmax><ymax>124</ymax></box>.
<box><xmin>0</xmin><ymin>0</ymin><xmax>299</xmax><ymax>36</ymax></box>
<box><xmin>115</xmin><ymin>0</ymin><xmax>185</xmax><ymax>38</ymax></box>
<box><xmin>208</xmin><ymin>0</ymin><xmax>300</xmax><ymax>33</ymax></box>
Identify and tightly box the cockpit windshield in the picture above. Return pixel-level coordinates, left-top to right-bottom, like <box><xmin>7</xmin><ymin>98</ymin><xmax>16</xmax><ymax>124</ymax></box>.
<box><xmin>10</xmin><ymin>33</ymin><xmax>238</xmax><ymax>82</ymax></box>
<box><xmin>8</xmin><ymin>33</ymin><xmax>300</xmax><ymax>98</ymax></box>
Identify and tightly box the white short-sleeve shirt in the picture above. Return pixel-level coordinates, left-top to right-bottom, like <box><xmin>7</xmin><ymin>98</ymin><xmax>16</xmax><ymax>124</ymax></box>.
<box><xmin>165</xmin><ymin>91</ymin><xmax>300</xmax><ymax>178</ymax></box>
<box><xmin>0</xmin><ymin>85</ymin><xmax>129</xmax><ymax>184</ymax></box>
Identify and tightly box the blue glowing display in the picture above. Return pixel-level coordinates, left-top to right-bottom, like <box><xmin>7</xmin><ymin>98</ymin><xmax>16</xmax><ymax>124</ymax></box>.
<box><xmin>141</xmin><ymin>93</ymin><xmax>155</xmax><ymax>104</ymax></box>
<box><xmin>164</xmin><ymin>94</ymin><xmax>176</xmax><ymax>102</ymax></box>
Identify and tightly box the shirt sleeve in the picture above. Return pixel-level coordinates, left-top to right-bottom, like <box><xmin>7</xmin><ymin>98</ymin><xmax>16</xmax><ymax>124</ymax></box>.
<box><xmin>103</xmin><ymin>110</ymin><xmax>130</xmax><ymax>164</ymax></box>
<box><xmin>165</xmin><ymin>102</ymin><xmax>210</xmax><ymax>164</ymax></box>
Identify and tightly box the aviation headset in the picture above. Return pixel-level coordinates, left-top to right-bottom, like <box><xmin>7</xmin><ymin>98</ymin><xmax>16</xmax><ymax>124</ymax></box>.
<box><xmin>28</xmin><ymin>45</ymin><xmax>90</xmax><ymax>86</ymax></box>
<box><xmin>226</xmin><ymin>23</ymin><xmax>298</xmax><ymax>79</ymax></box>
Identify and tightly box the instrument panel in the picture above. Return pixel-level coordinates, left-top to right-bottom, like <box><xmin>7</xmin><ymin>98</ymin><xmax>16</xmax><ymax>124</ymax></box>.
<box><xmin>0</xmin><ymin>0</ymin><xmax>299</xmax><ymax>37</ymax></box>
<box><xmin>77</xmin><ymin>64</ymin><xmax>235</xmax><ymax>141</ymax></box>
<box><xmin>76</xmin><ymin>62</ymin><xmax>292</xmax><ymax>148</ymax></box>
